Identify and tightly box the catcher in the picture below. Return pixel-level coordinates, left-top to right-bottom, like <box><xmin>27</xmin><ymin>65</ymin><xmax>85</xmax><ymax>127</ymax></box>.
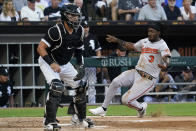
<box><xmin>37</xmin><ymin>3</ymin><xmax>94</xmax><ymax>130</ymax></box>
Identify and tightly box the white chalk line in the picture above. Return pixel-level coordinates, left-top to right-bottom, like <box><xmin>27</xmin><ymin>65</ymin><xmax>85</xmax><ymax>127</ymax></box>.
<box><xmin>58</xmin><ymin>123</ymin><xmax>107</xmax><ymax>129</ymax></box>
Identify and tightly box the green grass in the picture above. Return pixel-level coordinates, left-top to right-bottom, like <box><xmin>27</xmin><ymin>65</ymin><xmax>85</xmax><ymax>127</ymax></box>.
<box><xmin>0</xmin><ymin>103</ymin><xmax>196</xmax><ymax>117</ymax></box>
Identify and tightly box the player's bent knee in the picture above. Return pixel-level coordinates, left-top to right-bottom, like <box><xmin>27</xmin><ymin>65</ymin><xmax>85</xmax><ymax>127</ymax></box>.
<box><xmin>121</xmin><ymin>94</ymin><xmax>128</xmax><ymax>105</ymax></box>
<box><xmin>50</xmin><ymin>79</ymin><xmax>64</xmax><ymax>97</ymax></box>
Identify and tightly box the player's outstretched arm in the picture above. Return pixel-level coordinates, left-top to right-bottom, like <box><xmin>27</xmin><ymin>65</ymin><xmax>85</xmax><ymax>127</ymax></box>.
<box><xmin>106</xmin><ymin>35</ymin><xmax>136</xmax><ymax>51</ymax></box>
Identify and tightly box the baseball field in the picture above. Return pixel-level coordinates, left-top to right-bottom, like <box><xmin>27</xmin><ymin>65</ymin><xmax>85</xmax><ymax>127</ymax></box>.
<box><xmin>0</xmin><ymin>103</ymin><xmax>196</xmax><ymax>131</ymax></box>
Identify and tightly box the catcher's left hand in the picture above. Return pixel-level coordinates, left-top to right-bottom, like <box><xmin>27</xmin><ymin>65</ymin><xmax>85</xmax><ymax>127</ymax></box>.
<box><xmin>73</xmin><ymin>64</ymin><xmax>85</xmax><ymax>81</ymax></box>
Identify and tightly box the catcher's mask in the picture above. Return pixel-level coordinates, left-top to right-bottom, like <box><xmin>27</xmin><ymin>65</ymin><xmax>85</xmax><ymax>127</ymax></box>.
<box><xmin>60</xmin><ymin>4</ymin><xmax>82</xmax><ymax>30</ymax></box>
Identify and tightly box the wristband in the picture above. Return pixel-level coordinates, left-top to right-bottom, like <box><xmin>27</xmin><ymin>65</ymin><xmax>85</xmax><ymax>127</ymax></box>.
<box><xmin>43</xmin><ymin>55</ymin><xmax>54</xmax><ymax>65</ymax></box>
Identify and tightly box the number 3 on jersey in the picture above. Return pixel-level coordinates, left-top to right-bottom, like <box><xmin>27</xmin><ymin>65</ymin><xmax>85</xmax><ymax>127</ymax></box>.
<box><xmin>148</xmin><ymin>55</ymin><xmax>154</xmax><ymax>63</ymax></box>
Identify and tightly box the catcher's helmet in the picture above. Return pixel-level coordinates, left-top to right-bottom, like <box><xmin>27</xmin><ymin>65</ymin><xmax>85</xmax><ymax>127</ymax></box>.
<box><xmin>60</xmin><ymin>4</ymin><xmax>82</xmax><ymax>30</ymax></box>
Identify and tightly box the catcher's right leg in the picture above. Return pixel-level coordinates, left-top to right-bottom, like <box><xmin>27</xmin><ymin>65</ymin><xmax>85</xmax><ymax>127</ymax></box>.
<box><xmin>44</xmin><ymin>79</ymin><xmax>64</xmax><ymax>130</ymax></box>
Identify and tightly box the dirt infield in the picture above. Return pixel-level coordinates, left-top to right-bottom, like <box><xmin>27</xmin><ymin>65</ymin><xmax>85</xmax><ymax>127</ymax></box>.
<box><xmin>0</xmin><ymin>116</ymin><xmax>196</xmax><ymax>131</ymax></box>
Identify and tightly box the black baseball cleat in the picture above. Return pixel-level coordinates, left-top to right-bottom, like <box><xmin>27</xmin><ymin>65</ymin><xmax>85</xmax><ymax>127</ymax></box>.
<box><xmin>85</xmin><ymin>118</ymin><xmax>95</xmax><ymax>128</ymax></box>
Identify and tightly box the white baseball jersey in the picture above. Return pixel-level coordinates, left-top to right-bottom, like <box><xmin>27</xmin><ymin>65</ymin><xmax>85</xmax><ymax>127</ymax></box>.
<box><xmin>134</xmin><ymin>38</ymin><xmax>171</xmax><ymax>78</ymax></box>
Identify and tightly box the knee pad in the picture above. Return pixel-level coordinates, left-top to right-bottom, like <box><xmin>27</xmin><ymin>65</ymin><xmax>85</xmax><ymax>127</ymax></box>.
<box><xmin>50</xmin><ymin>79</ymin><xmax>64</xmax><ymax>97</ymax></box>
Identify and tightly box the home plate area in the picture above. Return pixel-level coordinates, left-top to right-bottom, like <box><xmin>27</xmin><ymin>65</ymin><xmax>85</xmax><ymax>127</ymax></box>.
<box><xmin>0</xmin><ymin>116</ymin><xmax>196</xmax><ymax>131</ymax></box>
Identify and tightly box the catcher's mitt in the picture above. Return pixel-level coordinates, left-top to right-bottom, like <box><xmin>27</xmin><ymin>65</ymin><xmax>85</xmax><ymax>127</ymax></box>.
<box><xmin>73</xmin><ymin>64</ymin><xmax>85</xmax><ymax>81</ymax></box>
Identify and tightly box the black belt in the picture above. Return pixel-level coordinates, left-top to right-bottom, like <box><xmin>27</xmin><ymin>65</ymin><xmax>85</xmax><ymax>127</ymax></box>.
<box><xmin>136</xmin><ymin>69</ymin><xmax>155</xmax><ymax>80</ymax></box>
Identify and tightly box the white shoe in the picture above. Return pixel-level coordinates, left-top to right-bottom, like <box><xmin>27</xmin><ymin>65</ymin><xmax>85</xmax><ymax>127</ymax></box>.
<box><xmin>71</xmin><ymin>114</ymin><xmax>80</xmax><ymax>125</ymax></box>
<box><xmin>138</xmin><ymin>102</ymin><xmax>147</xmax><ymax>118</ymax></box>
<box><xmin>80</xmin><ymin>118</ymin><xmax>94</xmax><ymax>128</ymax></box>
<box><xmin>82</xmin><ymin>119</ymin><xmax>89</xmax><ymax>128</ymax></box>
<box><xmin>44</xmin><ymin>123</ymin><xmax>61</xmax><ymax>130</ymax></box>
<box><xmin>84</xmin><ymin>118</ymin><xmax>94</xmax><ymax>128</ymax></box>
<box><xmin>71</xmin><ymin>114</ymin><xmax>94</xmax><ymax>128</ymax></box>
<box><xmin>89</xmin><ymin>106</ymin><xmax>106</xmax><ymax>116</ymax></box>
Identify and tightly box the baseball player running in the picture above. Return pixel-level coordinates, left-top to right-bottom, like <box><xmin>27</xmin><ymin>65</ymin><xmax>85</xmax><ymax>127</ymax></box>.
<box><xmin>37</xmin><ymin>4</ymin><xmax>93</xmax><ymax>130</ymax></box>
<box><xmin>89</xmin><ymin>23</ymin><xmax>171</xmax><ymax>118</ymax></box>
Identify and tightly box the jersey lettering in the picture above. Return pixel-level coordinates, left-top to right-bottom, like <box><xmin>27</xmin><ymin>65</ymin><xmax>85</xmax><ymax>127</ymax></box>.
<box><xmin>141</xmin><ymin>47</ymin><xmax>158</xmax><ymax>54</ymax></box>
<box><xmin>89</xmin><ymin>40</ymin><xmax>95</xmax><ymax>50</ymax></box>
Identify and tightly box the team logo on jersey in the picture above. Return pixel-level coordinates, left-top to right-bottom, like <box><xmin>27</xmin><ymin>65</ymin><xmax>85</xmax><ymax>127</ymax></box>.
<box><xmin>89</xmin><ymin>40</ymin><xmax>95</xmax><ymax>50</ymax></box>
